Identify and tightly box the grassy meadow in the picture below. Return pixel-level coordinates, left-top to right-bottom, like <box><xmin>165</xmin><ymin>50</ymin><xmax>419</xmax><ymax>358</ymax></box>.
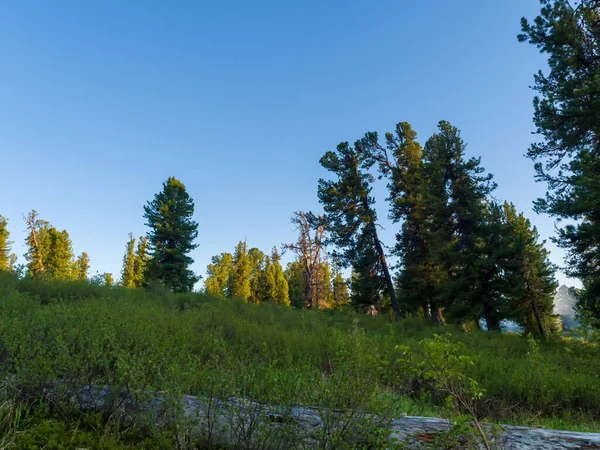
<box><xmin>0</xmin><ymin>271</ymin><xmax>599</xmax><ymax>448</ymax></box>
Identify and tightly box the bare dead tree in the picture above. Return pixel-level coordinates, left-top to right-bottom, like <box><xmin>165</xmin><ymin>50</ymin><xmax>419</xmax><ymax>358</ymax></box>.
<box><xmin>283</xmin><ymin>211</ymin><xmax>327</xmax><ymax>309</ymax></box>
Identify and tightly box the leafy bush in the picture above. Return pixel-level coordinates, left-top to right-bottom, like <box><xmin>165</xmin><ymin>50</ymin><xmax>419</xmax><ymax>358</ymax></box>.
<box><xmin>0</xmin><ymin>277</ymin><xmax>599</xmax><ymax>447</ymax></box>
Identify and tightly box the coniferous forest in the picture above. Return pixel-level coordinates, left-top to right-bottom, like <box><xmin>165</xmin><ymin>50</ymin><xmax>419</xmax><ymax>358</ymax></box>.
<box><xmin>1</xmin><ymin>1</ymin><xmax>600</xmax><ymax>448</ymax></box>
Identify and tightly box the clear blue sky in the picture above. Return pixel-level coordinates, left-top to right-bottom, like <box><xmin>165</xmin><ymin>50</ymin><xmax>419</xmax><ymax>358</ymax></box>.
<box><xmin>1</xmin><ymin>0</ymin><xmax>575</xmax><ymax>287</ymax></box>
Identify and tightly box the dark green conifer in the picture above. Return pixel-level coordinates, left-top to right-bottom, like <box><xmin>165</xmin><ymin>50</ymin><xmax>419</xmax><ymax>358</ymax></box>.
<box><xmin>143</xmin><ymin>177</ymin><xmax>199</xmax><ymax>293</ymax></box>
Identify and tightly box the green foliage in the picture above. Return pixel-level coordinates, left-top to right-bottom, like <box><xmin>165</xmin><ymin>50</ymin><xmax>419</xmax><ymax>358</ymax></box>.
<box><xmin>23</xmin><ymin>211</ymin><xmax>86</xmax><ymax>282</ymax></box>
<box><xmin>318</xmin><ymin>133</ymin><xmax>400</xmax><ymax>316</ymax></box>
<box><xmin>74</xmin><ymin>252</ymin><xmax>90</xmax><ymax>280</ymax></box>
<box><xmin>45</xmin><ymin>228</ymin><xmax>77</xmax><ymax>281</ymax></box>
<box><xmin>0</xmin><ymin>214</ymin><xmax>17</xmax><ymax>272</ymax></box>
<box><xmin>121</xmin><ymin>233</ymin><xmax>136</xmax><ymax>288</ymax></box>
<box><xmin>0</xmin><ymin>274</ymin><xmax>598</xmax><ymax>448</ymax></box>
<box><xmin>519</xmin><ymin>0</ymin><xmax>600</xmax><ymax>327</ymax></box>
<box><xmin>285</xmin><ymin>260</ymin><xmax>306</xmax><ymax>308</ymax></box>
<box><xmin>208</xmin><ymin>245</ymin><xmax>290</xmax><ymax>306</ymax></box>
<box><xmin>24</xmin><ymin>210</ymin><xmax>51</xmax><ymax>278</ymax></box>
<box><xmin>133</xmin><ymin>236</ymin><xmax>149</xmax><ymax>288</ymax></box>
<box><xmin>204</xmin><ymin>252</ymin><xmax>233</xmax><ymax>296</ymax></box>
<box><xmin>248</xmin><ymin>247</ymin><xmax>266</xmax><ymax>303</ymax></box>
<box><xmin>228</xmin><ymin>240</ymin><xmax>252</xmax><ymax>300</ymax></box>
<box><xmin>143</xmin><ymin>177</ymin><xmax>199</xmax><ymax>293</ymax></box>
<box><xmin>332</xmin><ymin>271</ymin><xmax>350</xmax><ymax>307</ymax></box>
<box><xmin>270</xmin><ymin>248</ymin><xmax>290</xmax><ymax>306</ymax></box>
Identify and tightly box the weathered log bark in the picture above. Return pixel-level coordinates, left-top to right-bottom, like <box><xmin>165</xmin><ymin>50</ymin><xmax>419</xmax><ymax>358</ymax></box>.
<box><xmin>40</xmin><ymin>382</ymin><xmax>600</xmax><ymax>449</ymax></box>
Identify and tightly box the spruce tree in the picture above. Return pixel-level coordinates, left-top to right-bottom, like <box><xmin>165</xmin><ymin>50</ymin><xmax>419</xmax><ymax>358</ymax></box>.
<box><xmin>316</xmin><ymin>262</ymin><xmax>333</xmax><ymax>308</ymax></box>
<box><xmin>24</xmin><ymin>210</ymin><xmax>50</xmax><ymax>279</ymax></box>
<box><xmin>248</xmin><ymin>247</ymin><xmax>266</xmax><ymax>303</ymax></box>
<box><xmin>423</xmin><ymin>122</ymin><xmax>496</xmax><ymax>326</ymax></box>
<box><xmin>271</xmin><ymin>248</ymin><xmax>290</xmax><ymax>306</ymax></box>
<box><xmin>143</xmin><ymin>177</ymin><xmax>199</xmax><ymax>293</ymax></box>
<box><xmin>375</xmin><ymin>122</ymin><xmax>436</xmax><ymax>318</ymax></box>
<box><xmin>104</xmin><ymin>272</ymin><xmax>114</xmax><ymax>287</ymax></box>
<box><xmin>519</xmin><ymin>0</ymin><xmax>600</xmax><ymax>325</ymax></box>
<box><xmin>46</xmin><ymin>228</ymin><xmax>76</xmax><ymax>280</ymax></box>
<box><xmin>349</xmin><ymin>231</ymin><xmax>386</xmax><ymax>313</ymax></box>
<box><xmin>205</xmin><ymin>252</ymin><xmax>233</xmax><ymax>296</ymax></box>
<box><xmin>260</xmin><ymin>256</ymin><xmax>277</xmax><ymax>303</ymax></box>
<box><xmin>228</xmin><ymin>240</ymin><xmax>252</xmax><ymax>300</ymax></box>
<box><xmin>121</xmin><ymin>233</ymin><xmax>136</xmax><ymax>288</ymax></box>
<box><xmin>504</xmin><ymin>203</ymin><xmax>559</xmax><ymax>337</ymax></box>
<box><xmin>332</xmin><ymin>271</ymin><xmax>350</xmax><ymax>307</ymax></box>
<box><xmin>133</xmin><ymin>236</ymin><xmax>149</xmax><ymax>288</ymax></box>
<box><xmin>318</xmin><ymin>135</ymin><xmax>400</xmax><ymax>318</ymax></box>
<box><xmin>0</xmin><ymin>215</ymin><xmax>16</xmax><ymax>272</ymax></box>
<box><xmin>285</xmin><ymin>260</ymin><xmax>307</xmax><ymax>308</ymax></box>
<box><xmin>75</xmin><ymin>252</ymin><xmax>90</xmax><ymax>280</ymax></box>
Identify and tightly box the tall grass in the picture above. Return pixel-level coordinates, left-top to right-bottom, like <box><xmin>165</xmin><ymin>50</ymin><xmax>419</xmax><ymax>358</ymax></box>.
<box><xmin>0</xmin><ymin>271</ymin><xmax>599</xmax><ymax>447</ymax></box>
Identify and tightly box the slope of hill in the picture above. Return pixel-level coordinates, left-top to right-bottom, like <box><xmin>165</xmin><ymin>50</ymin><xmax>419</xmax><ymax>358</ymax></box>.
<box><xmin>0</xmin><ymin>272</ymin><xmax>599</xmax><ymax>448</ymax></box>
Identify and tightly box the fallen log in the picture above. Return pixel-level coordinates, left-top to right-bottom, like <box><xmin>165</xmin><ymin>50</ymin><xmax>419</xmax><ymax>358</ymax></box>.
<box><xmin>37</xmin><ymin>382</ymin><xmax>600</xmax><ymax>449</ymax></box>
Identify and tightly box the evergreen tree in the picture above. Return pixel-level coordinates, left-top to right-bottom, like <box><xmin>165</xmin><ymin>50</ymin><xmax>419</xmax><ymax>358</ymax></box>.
<box><xmin>133</xmin><ymin>236</ymin><xmax>149</xmax><ymax>288</ymax></box>
<box><xmin>143</xmin><ymin>177</ymin><xmax>199</xmax><ymax>293</ymax></box>
<box><xmin>248</xmin><ymin>247</ymin><xmax>266</xmax><ymax>303</ymax></box>
<box><xmin>519</xmin><ymin>0</ymin><xmax>600</xmax><ymax>326</ymax></box>
<box><xmin>375</xmin><ymin>122</ymin><xmax>436</xmax><ymax>318</ymax></box>
<box><xmin>205</xmin><ymin>252</ymin><xmax>233</xmax><ymax>296</ymax></box>
<box><xmin>332</xmin><ymin>271</ymin><xmax>350</xmax><ymax>307</ymax></box>
<box><xmin>349</xmin><ymin>230</ymin><xmax>386</xmax><ymax>313</ymax></box>
<box><xmin>121</xmin><ymin>233</ymin><xmax>136</xmax><ymax>288</ymax></box>
<box><xmin>228</xmin><ymin>240</ymin><xmax>252</xmax><ymax>300</ymax></box>
<box><xmin>46</xmin><ymin>228</ymin><xmax>76</xmax><ymax>280</ymax></box>
<box><xmin>285</xmin><ymin>260</ymin><xmax>307</xmax><ymax>308</ymax></box>
<box><xmin>318</xmin><ymin>135</ymin><xmax>400</xmax><ymax>318</ymax></box>
<box><xmin>0</xmin><ymin>215</ymin><xmax>17</xmax><ymax>272</ymax></box>
<box><xmin>24</xmin><ymin>210</ymin><xmax>50</xmax><ymax>279</ymax></box>
<box><xmin>105</xmin><ymin>272</ymin><xmax>114</xmax><ymax>287</ymax></box>
<box><xmin>260</xmin><ymin>256</ymin><xmax>277</xmax><ymax>303</ymax></box>
<box><xmin>423</xmin><ymin>122</ymin><xmax>496</xmax><ymax>326</ymax></box>
<box><xmin>316</xmin><ymin>262</ymin><xmax>333</xmax><ymax>308</ymax></box>
<box><xmin>504</xmin><ymin>202</ymin><xmax>559</xmax><ymax>337</ymax></box>
<box><xmin>271</xmin><ymin>248</ymin><xmax>290</xmax><ymax>306</ymax></box>
<box><xmin>75</xmin><ymin>252</ymin><xmax>90</xmax><ymax>280</ymax></box>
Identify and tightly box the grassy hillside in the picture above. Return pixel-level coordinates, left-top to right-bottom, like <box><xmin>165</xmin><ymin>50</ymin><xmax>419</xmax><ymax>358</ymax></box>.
<box><xmin>0</xmin><ymin>272</ymin><xmax>599</xmax><ymax>448</ymax></box>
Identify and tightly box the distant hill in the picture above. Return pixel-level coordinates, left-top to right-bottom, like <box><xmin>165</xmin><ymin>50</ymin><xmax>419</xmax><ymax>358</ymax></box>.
<box><xmin>494</xmin><ymin>285</ymin><xmax>579</xmax><ymax>333</ymax></box>
<box><xmin>554</xmin><ymin>285</ymin><xmax>579</xmax><ymax>330</ymax></box>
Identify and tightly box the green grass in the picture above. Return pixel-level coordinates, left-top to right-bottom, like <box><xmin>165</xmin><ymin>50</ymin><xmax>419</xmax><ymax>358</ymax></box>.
<box><xmin>0</xmin><ymin>271</ymin><xmax>599</xmax><ymax>448</ymax></box>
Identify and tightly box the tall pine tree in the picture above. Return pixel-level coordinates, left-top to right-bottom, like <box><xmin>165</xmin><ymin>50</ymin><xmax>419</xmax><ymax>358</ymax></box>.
<box><xmin>205</xmin><ymin>252</ymin><xmax>233</xmax><ymax>296</ymax></box>
<box><xmin>248</xmin><ymin>247</ymin><xmax>266</xmax><ymax>303</ymax></box>
<box><xmin>121</xmin><ymin>233</ymin><xmax>136</xmax><ymax>288</ymax></box>
<box><xmin>504</xmin><ymin>202</ymin><xmax>559</xmax><ymax>337</ymax></box>
<box><xmin>271</xmin><ymin>248</ymin><xmax>290</xmax><ymax>306</ymax></box>
<box><xmin>133</xmin><ymin>236</ymin><xmax>149</xmax><ymax>288</ymax></box>
<box><xmin>143</xmin><ymin>177</ymin><xmax>199</xmax><ymax>293</ymax></box>
<box><xmin>228</xmin><ymin>240</ymin><xmax>252</xmax><ymax>300</ymax></box>
<box><xmin>519</xmin><ymin>0</ymin><xmax>600</xmax><ymax>326</ymax></box>
<box><xmin>45</xmin><ymin>228</ymin><xmax>77</xmax><ymax>280</ymax></box>
<box><xmin>0</xmin><ymin>215</ymin><xmax>16</xmax><ymax>272</ymax></box>
<box><xmin>24</xmin><ymin>210</ymin><xmax>50</xmax><ymax>279</ymax></box>
<box><xmin>75</xmin><ymin>252</ymin><xmax>90</xmax><ymax>280</ymax></box>
<box><xmin>318</xmin><ymin>136</ymin><xmax>400</xmax><ymax>318</ymax></box>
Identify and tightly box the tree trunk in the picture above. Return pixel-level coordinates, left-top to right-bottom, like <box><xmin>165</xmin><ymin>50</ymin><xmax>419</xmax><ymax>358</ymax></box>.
<box><xmin>45</xmin><ymin>382</ymin><xmax>600</xmax><ymax>449</ymax></box>
<box><xmin>483</xmin><ymin>303</ymin><xmax>501</xmax><ymax>331</ymax></box>
<box><xmin>531</xmin><ymin>298</ymin><xmax>547</xmax><ymax>339</ymax></box>
<box><xmin>431</xmin><ymin>303</ymin><xmax>445</xmax><ymax>326</ymax></box>
<box><xmin>371</xmin><ymin>224</ymin><xmax>400</xmax><ymax>320</ymax></box>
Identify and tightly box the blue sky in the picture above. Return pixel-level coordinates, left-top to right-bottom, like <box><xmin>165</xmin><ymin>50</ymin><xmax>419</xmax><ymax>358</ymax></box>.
<box><xmin>1</xmin><ymin>0</ymin><xmax>575</xmax><ymax>286</ymax></box>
